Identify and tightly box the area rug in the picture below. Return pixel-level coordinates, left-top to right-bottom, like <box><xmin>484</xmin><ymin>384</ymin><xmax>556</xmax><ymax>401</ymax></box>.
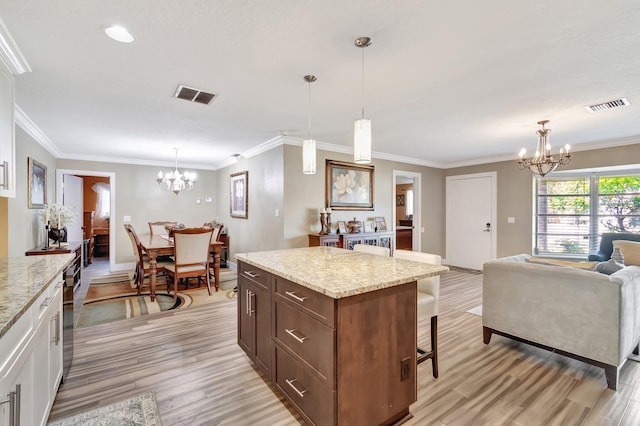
<box><xmin>47</xmin><ymin>391</ymin><xmax>161</xmax><ymax>426</ymax></box>
<box><xmin>78</xmin><ymin>270</ymin><xmax>237</xmax><ymax>327</ymax></box>
<box><xmin>467</xmin><ymin>305</ymin><xmax>483</xmax><ymax>316</ymax></box>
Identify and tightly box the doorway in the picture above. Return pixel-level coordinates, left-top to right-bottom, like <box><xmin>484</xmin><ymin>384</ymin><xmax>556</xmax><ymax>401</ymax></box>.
<box><xmin>56</xmin><ymin>169</ymin><xmax>116</xmax><ymax>272</ymax></box>
<box><xmin>445</xmin><ymin>172</ymin><xmax>496</xmax><ymax>270</ymax></box>
<box><xmin>392</xmin><ymin>170</ymin><xmax>421</xmax><ymax>252</ymax></box>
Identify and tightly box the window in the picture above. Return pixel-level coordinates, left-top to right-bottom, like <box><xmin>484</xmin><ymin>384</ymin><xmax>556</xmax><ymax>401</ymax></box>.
<box><xmin>91</xmin><ymin>182</ymin><xmax>111</xmax><ymax>220</ymax></box>
<box><xmin>405</xmin><ymin>189</ymin><xmax>414</xmax><ymax>217</ymax></box>
<box><xmin>535</xmin><ymin>172</ymin><xmax>640</xmax><ymax>257</ymax></box>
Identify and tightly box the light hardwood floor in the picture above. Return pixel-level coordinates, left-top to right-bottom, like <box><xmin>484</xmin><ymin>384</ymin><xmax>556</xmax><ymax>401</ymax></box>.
<box><xmin>49</xmin><ymin>267</ymin><xmax>640</xmax><ymax>425</ymax></box>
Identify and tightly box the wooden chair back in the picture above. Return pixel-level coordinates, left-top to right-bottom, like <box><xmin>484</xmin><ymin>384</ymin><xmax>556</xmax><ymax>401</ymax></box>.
<box><xmin>124</xmin><ymin>224</ymin><xmax>144</xmax><ymax>264</ymax></box>
<box><xmin>148</xmin><ymin>221</ymin><xmax>177</xmax><ymax>235</ymax></box>
<box><xmin>173</xmin><ymin>228</ymin><xmax>214</xmax><ymax>267</ymax></box>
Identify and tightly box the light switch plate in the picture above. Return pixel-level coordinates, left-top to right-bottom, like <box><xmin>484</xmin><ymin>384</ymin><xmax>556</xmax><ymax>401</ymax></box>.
<box><xmin>508</xmin><ymin>216</ymin><xmax>516</xmax><ymax>224</ymax></box>
<box><xmin>205</xmin><ymin>196</ymin><xmax>212</xmax><ymax>203</ymax></box>
<box><xmin>196</xmin><ymin>197</ymin><xmax>201</xmax><ymax>204</ymax></box>
<box><xmin>123</xmin><ymin>215</ymin><xmax>131</xmax><ymax>222</ymax></box>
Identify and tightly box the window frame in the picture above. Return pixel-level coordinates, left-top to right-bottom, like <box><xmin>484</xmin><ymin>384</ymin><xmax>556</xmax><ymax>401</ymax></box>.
<box><xmin>534</xmin><ymin>167</ymin><xmax>640</xmax><ymax>258</ymax></box>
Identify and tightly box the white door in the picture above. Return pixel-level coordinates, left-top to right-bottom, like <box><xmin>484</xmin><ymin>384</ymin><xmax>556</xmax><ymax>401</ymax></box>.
<box><xmin>63</xmin><ymin>174</ymin><xmax>83</xmax><ymax>242</ymax></box>
<box><xmin>446</xmin><ymin>172</ymin><xmax>496</xmax><ymax>270</ymax></box>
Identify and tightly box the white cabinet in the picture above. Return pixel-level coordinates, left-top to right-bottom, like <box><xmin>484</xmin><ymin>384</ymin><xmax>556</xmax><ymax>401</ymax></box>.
<box><xmin>0</xmin><ymin>61</ymin><xmax>15</xmax><ymax>199</ymax></box>
<box><xmin>0</xmin><ymin>277</ymin><xmax>63</xmax><ymax>426</ymax></box>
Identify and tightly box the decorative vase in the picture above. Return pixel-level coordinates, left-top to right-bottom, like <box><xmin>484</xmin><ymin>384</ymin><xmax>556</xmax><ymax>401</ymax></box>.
<box><xmin>347</xmin><ymin>217</ymin><xmax>362</xmax><ymax>234</ymax></box>
<box><xmin>612</xmin><ymin>247</ymin><xmax>625</xmax><ymax>264</ymax></box>
<box><xmin>48</xmin><ymin>227</ymin><xmax>67</xmax><ymax>245</ymax></box>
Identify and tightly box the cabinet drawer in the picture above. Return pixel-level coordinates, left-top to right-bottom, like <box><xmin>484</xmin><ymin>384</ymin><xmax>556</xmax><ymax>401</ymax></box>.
<box><xmin>274</xmin><ymin>278</ymin><xmax>334</xmax><ymax>327</ymax></box>
<box><xmin>274</xmin><ymin>300</ymin><xmax>335</xmax><ymax>384</ymax></box>
<box><xmin>238</xmin><ymin>262</ymin><xmax>271</xmax><ymax>289</ymax></box>
<box><xmin>275</xmin><ymin>345</ymin><xmax>335</xmax><ymax>426</ymax></box>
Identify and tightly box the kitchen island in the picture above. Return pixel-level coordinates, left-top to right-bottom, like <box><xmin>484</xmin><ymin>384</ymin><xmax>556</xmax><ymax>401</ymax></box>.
<box><xmin>236</xmin><ymin>246</ymin><xmax>448</xmax><ymax>426</ymax></box>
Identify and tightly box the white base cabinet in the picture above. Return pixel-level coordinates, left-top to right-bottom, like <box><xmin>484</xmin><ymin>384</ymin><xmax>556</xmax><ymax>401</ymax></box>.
<box><xmin>0</xmin><ymin>276</ymin><xmax>63</xmax><ymax>426</ymax></box>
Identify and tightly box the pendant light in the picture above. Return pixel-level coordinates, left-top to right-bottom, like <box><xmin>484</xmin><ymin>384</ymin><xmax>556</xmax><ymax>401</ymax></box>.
<box><xmin>302</xmin><ymin>74</ymin><xmax>317</xmax><ymax>174</ymax></box>
<box><xmin>354</xmin><ymin>36</ymin><xmax>372</xmax><ymax>164</ymax></box>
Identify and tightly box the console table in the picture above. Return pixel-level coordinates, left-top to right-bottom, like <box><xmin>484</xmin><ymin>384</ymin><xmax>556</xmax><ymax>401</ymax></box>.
<box><xmin>309</xmin><ymin>231</ymin><xmax>394</xmax><ymax>254</ymax></box>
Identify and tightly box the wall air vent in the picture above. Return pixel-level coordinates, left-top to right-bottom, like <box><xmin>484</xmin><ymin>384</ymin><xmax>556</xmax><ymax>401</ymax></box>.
<box><xmin>174</xmin><ymin>84</ymin><xmax>216</xmax><ymax>105</ymax></box>
<box><xmin>585</xmin><ymin>97</ymin><xmax>630</xmax><ymax>113</ymax></box>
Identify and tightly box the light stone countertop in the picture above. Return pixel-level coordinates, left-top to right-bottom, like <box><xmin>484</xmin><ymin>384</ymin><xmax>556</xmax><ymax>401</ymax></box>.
<box><xmin>235</xmin><ymin>246</ymin><xmax>449</xmax><ymax>299</ymax></box>
<box><xmin>0</xmin><ymin>254</ymin><xmax>74</xmax><ymax>339</ymax></box>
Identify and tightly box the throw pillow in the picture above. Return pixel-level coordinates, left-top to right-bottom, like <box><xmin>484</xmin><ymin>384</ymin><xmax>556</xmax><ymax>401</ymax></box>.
<box><xmin>613</xmin><ymin>240</ymin><xmax>640</xmax><ymax>266</ymax></box>
<box><xmin>595</xmin><ymin>259</ymin><xmax>625</xmax><ymax>275</ymax></box>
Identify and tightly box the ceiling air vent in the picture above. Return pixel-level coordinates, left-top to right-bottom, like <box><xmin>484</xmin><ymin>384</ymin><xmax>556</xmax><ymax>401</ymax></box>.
<box><xmin>585</xmin><ymin>97</ymin><xmax>630</xmax><ymax>113</ymax></box>
<box><xmin>174</xmin><ymin>84</ymin><xmax>216</xmax><ymax>105</ymax></box>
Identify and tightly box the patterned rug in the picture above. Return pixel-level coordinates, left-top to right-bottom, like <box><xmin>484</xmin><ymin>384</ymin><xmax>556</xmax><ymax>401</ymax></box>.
<box><xmin>47</xmin><ymin>391</ymin><xmax>161</xmax><ymax>425</ymax></box>
<box><xmin>78</xmin><ymin>270</ymin><xmax>237</xmax><ymax>327</ymax></box>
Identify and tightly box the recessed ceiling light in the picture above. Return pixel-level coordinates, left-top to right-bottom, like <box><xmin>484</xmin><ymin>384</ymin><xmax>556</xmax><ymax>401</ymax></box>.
<box><xmin>104</xmin><ymin>25</ymin><xmax>135</xmax><ymax>43</ymax></box>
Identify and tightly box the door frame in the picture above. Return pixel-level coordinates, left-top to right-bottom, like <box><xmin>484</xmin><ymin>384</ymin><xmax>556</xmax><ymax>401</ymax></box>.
<box><xmin>56</xmin><ymin>169</ymin><xmax>116</xmax><ymax>272</ymax></box>
<box><xmin>392</xmin><ymin>170</ymin><xmax>421</xmax><ymax>252</ymax></box>
<box><xmin>445</xmin><ymin>171</ymin><xmax>497</xmax><ymax>267</ymax></box>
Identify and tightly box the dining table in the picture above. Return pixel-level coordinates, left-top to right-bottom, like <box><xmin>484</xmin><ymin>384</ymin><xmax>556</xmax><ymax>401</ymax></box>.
<box><xmin>138</xmin><ymin>233</ymin><xmax>224</xmax><ymax>301</ymax></box>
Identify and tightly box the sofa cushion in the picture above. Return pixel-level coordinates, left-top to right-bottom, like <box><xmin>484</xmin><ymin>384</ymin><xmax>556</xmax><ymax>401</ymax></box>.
<box><xmin>613</xmin><ymin>240</ymin><xmax>640</xmax><ymax>265</ymax></box>
<box><xmin>595</xmin><ymin>259</ymin><xmax>625</xmax><ymax>275</ymax></box>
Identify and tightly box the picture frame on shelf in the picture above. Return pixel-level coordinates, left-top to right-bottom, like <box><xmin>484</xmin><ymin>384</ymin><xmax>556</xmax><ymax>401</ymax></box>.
<box><xmin>375</xmin><ymin>216</ymin><xmax>387</xmax><ymax>231</ymax></box>
<box><xmin>325</xmin><ymin>159</ymin><xmax>374</xmax><ymax>211</ymax></box>
<box><xmin>28</xmin><ymin>157</ymin><xmax>46</xmax><ymax>209</ymax></box>
<box><xmin>364</xmin><ymin>220</ymin><xmax>375</xmax><ymax>233</ymax></box>
<box><xmin>230</xmin><ymin>171</ymin><xmax>248</xmax><ymax>219</ymax></box>
<box><xmin>337</xmin><ymin>221</ymin><xmax>347</xmax><ymax>234</ymax></box>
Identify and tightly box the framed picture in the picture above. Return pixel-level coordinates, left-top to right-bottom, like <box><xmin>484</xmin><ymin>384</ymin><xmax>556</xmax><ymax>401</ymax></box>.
<box><xmin>364</xmin><ymin>220</ymin><xmax>375</xmax><ymax>233</ymax></box>
<box><xmin>325</xmin><ymin>159</ymin><xmax>374</xmax><ymax>211</ymax></box>
<box><xmin>230</xmin><ymin>171</ymin><xmax>248</xmax><ymax>219</ymax></box>
<box><xmin>375</xmin><ymin>216</ymin><xmax>387</xmax><ymax>231</ymax></box>
<box><xmin>337</xmin><ymin>221</ymin><xmax>347</xmax><ymax>234</ymax></box>
<box><xmin>396</xmin><ymin>194</ymin><xmax>405</xmax><ymax>206</ymax></box>
<box><xmin>28</xmin><ymin>157</ymin><xmax>47</xmax><ymax>209</ymax></box>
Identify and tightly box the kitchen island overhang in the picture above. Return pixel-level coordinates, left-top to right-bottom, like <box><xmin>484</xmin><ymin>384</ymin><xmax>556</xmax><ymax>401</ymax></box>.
<box><xmin>236</xmin><ymin>246</ymin><xmax>448</xmax><ymax>426</ymax></box>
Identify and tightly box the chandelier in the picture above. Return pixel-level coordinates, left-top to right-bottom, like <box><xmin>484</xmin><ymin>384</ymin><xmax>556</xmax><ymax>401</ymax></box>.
<box><xmin>517</xmin><ymin>120</ymin><xmax>571</xmax><ymax>178</ymax></box>
<box><xmin>354</xmin><ymin>36</ymin><xmax>372</xmax><ymax>164</ymax></box>
<box><xmin>302</xmin><ymin>74</ymin><xmax>317</xmax><ymax>174</ymax></box>
<box><xmin>156</xmin><ymin>148</ymin><xmax>196</xmax><ymax>195</ymax></box>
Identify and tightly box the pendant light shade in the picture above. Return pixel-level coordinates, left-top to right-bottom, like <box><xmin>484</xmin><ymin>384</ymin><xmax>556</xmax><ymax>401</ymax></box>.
<box><xmin>354</xmin><ymin>36</ymin><xmax>372</xmax><ymax>164</ymax></box>
<box><xmin>302</xmin><ymin>74</ymin><xmax>317</xmax><ymax>174</ymax></box>
<box><xmin>354</xmin><ymin>118</ymin><xmax>371</xmax><ymax>163</ymax></box>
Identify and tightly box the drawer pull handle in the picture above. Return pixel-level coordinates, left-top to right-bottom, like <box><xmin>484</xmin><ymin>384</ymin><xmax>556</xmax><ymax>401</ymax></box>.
<box><xmin>285</xmin><ymin>328</ymin><xmax>308</xmax><ymax>344</ymax></box>
<box><xmin>244</xmin><ymin>271</ymin><xmax>259</xmax><ymax>278</ymax></box>
<box><xmin>285</xmin><ymin>378</ymin><xmax>307</xmax><ymax>398</ymax></box>
<box><xmin>285</xmin><ymin>291</ymin><xmax>307</xmax><ymax>303</ymax></box>
<box><xmin>0</xmin><ymin>161</ymin><xmax>8</xmax><ymax>190</ymax></box>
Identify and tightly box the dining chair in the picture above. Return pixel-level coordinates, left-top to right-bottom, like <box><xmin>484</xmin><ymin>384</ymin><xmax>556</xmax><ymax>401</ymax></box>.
<box><xmin>352</xmin><ymin>243</ymin><xmax>390</xmax><ymax>257</ymax></box>
<box><xmin>148</xmin><ymin>221</ymin><xmax>178</xmax><ymax>236</ymax></box>
<box><xmin>393</xmin><ymin>249</ymin><xmax>441</xmax><ymax>378</ymax></box>
<box><xmin>205</xmin><ymin>223</ymin><xmax>224</xmax><ymax>289</ymax></box>
<box><xmin>164</xmin><ymin>227</ymin><xmax>214</xmax><ymax>299</ymax></box>
<box><xmin>124</xmin><ymin>224</ymin><xmax>172</xmax><ymax>295</ymax></box>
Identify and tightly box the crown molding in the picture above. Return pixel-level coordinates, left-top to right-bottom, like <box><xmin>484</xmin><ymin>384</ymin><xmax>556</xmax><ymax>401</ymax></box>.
<box><xmin>15</xmin><ymin>105</ymin><xmax>61</xmax><ymax>157</ymax></box>
<box><xmin>57</xmin><ymin>151</ymin><xmax>218</xmax><ymax>170</ymax></box>
<box><xmin>0</xmin><ymin>17</ymin><xmax>30</xmax><ymax>74</ymax></box>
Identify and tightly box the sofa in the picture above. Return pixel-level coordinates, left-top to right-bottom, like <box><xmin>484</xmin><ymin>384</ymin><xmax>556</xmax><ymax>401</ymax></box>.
<box><xmin>482</xmin><ymin>254</ymin><xmax>640</xmax><ymax>390</ymax></box>
<box><xmin>588</xmin><ymin>232</ymin><xmax>640</xmax><ymax>261</ymax></box>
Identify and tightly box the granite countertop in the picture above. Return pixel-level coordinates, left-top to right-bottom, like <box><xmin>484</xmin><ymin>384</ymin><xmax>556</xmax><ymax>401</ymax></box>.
<box><xmin>236</xmin><ymin>246</ymin><xmax>449</xmax><ymax>299</ymax></box>
<box><xmin>0</xmin><ymin>254</ymin><xmax>75</xmax><ymax>339</ymax></box>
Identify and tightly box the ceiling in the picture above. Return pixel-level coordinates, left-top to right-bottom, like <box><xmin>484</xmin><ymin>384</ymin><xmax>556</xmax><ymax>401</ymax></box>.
<box><xmin>1</xmin><ymin>0</ymin><xmax>639</xmax><ymax>170</ymax></box>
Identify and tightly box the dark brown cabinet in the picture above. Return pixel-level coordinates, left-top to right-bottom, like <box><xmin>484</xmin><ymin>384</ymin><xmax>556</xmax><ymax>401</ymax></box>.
<box><xmin>237</xmin><ymin>261</ymin><xmax>272</xmax><ymax>379</ymax></box>
<box><xmin>237</xmin><ymin>259</ymin><xmax>417</xmax><ymax>426</ymax></box>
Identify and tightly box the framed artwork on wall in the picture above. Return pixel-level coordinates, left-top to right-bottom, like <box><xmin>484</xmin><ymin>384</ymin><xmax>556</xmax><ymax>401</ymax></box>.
<box><xmin>325</xmin><ymin>159</ymin><xmax>374</xmax><ymax>211</ymax></box>
<box><xmin>28</xmin><ymin>157</ymin><xmax>47</xmax><ymax>209</ymax></box>
<box><xmin>396</xmin><ymin>194</ymin><xmax>405</xmax><ymax>206</ymax></box>
<box><xmin>230</xmin><ymin>171</ymin><xmax>248</xmax><ymax>219</ymax></box>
